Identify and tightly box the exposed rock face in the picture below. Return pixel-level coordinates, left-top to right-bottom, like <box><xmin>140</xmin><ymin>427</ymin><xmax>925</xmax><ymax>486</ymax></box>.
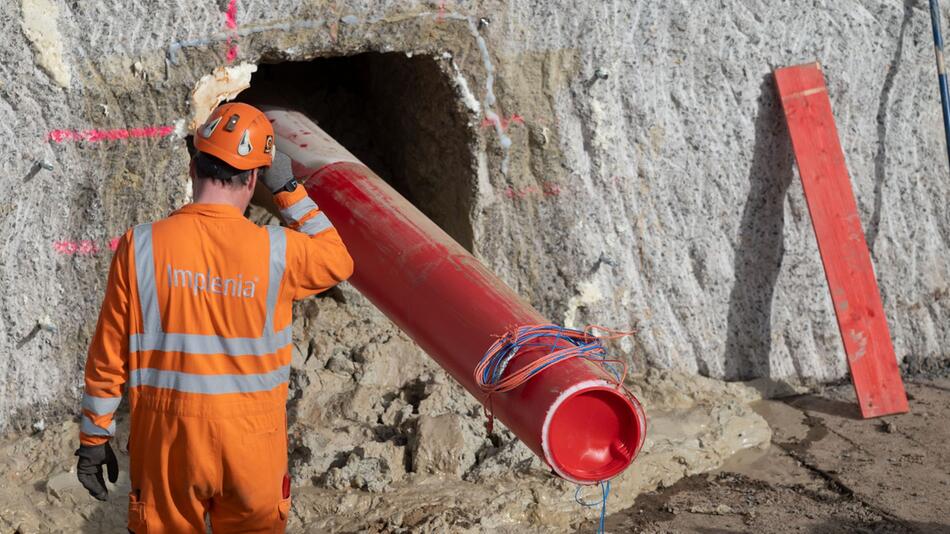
<box><xmin>0</xmin><ymin>1</ymin><xmax>945</xmax><ymax>526</ymax></box>
<box><xmin>2</xmin><ymin>1</ymin><xmax>946</xmax><ymax>432</ymax></box>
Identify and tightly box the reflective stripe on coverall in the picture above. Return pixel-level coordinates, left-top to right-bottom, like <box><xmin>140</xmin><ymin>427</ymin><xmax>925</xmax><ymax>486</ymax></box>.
<box><xmin>80</xmin><ymin>187</ymin><xmax>353</xmax><ymax>533</ymax></box>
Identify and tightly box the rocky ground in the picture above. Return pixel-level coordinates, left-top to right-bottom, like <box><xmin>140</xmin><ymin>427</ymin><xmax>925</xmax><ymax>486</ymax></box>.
<box><xmin>3</xmin><ymin>345</ymin><xmax>947</xmax><ymax>533</ymax></box>
<box><xmin>0</xmin><ymin>323</ymin><xmax>772</xmax><ymax>533</ymax></box>
<box><xmin>588</xmin><ymin>376</ymin><xmax>950</xmax><ymax>533</ymax></box>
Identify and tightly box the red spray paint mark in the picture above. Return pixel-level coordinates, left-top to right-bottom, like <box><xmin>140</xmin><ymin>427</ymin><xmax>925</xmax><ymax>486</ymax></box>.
<box><xmin>481</xmin><ymin>114</ymin><xmax>525</xmax><ymax>131</ymax></box>
<box><xmin>47</xmin><ymin>125</ymin><xmax>174</xmax><ymax>143</ymax></box>
<box><xmin>54</xmin><ymin>236</ymin><xmax>123</xmax><ymax>256</ymax></box>
<box><xmin>53</xmin><ymin>240</ymin><xmax>101</xmax><ymax>256</ymax></box>
<box><xmin>503</xmin><ymin>181</ymin><xmax>563</xmax><ymax>200</ymax></box>
<box><xmin>226</xmin><ymin>40</ymin><xmax>239</xmax><ymax>62</ymax></box>
<box><xmin>436</xmin><ymin>0</ymin><xmax>446</xmax><ymax>23</ymax></box>
<box><xmin>225</xmin><ymin>0</ymin><xmax>239</xmax><ymax>63</ymax></box>
<box><xmin>504</xmin><ymin>177</ymin><xmax>624</xmax><ymax>202</ymax></box>
<box><xmin>225</xmin><ymin>0</ymin><xmax>238</xmax><ymax>28</ymax></box>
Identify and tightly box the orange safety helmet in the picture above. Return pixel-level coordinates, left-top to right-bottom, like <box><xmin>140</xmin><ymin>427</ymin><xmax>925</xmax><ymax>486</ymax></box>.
<box><xmin>193</xmin><ymin>102</ymin><xmax>275</xmax><ymax>170</ymax></box>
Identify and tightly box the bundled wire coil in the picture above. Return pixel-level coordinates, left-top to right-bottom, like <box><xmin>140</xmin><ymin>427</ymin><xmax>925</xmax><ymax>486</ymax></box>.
<box><xmin>474</xmin><ymin>324</ymin><xmax>634</xmax><ymax>533</ymax></box>
<box><xmin>474</xmin><ymin>324</ymin><xmax>635</xmax><ymax>434</ymax></box>
<box><xmin>475</xmin><ymin>324</ymin><xmax>633</xmax><ymax>533</ymax></box>
<box><xmin>474</xmin><ymin>324</ymin><xmax>632</xmax><ymax>394</ymax></box>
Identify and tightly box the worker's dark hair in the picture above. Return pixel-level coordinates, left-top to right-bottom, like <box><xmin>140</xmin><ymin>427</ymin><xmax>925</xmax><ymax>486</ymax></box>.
<box><xmin>192</xmin><ymin>152</ymin><xmax>254</xmax><ymax>186</ymax></box>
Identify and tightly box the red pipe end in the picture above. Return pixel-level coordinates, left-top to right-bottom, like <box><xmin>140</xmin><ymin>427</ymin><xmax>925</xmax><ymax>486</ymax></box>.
<box><xmin>542</xmin><ymin>382</ymin><xmax>647</xmax><ymax>484</ymax></box>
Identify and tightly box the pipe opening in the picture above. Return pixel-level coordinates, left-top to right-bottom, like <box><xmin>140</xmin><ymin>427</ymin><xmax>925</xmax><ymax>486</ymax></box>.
<box><xmin>239</xmin><ymin>53</ymin><xmax>478</xmax><ymax>251</ymax></box>
<box><xmin>545</xmin><ymin>386</ymin><xmax>643</xmax><ymax>482</ymax></box>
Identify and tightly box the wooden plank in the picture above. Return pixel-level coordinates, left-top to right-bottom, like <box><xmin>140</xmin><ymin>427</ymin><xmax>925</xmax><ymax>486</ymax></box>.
<box><xmin>774</xmin><ymin>62</ymin><xmax>909</xmax><ymax>418</ymax></box>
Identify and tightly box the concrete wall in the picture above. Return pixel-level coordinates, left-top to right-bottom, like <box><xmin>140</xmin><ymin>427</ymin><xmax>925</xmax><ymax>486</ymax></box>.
<box><xmin>1</xmin><ymin>0</ymin><xmax>948</xmax><ymax>431</ymax></box>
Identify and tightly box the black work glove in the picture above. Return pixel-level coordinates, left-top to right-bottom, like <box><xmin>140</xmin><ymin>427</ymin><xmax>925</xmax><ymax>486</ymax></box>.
<box><xmin>75</xmin><ymin>442</ymin><xmax>118</xmax><ymax>501</ymax></box>
<box><xmin>262</xmin><ymin>150</ymin><xmax>297</xmax><ymax>193</ymax></box>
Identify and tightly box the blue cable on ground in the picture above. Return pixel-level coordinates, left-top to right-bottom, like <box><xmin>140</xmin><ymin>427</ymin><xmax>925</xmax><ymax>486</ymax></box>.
<box><xmin>475</xmin><ymin>324</ymin><xmax>629</xmax><ymax>532</ymax></box>
<box><xmin>575</xmin><ymin>480</ymin><xmax>611</xmax><ymax>533</ymax></box>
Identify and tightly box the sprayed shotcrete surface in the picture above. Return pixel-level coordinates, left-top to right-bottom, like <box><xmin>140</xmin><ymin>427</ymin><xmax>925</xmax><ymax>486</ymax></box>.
<box><xmin>0</xmin><ymin>0</ymin><xmax>948</xmax><ymax>530</ymax></box>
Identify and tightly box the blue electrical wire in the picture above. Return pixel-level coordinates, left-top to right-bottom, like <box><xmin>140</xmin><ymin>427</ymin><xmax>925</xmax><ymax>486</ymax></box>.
<box><xmin>477</xmin><ymin>324</ymin><xmax>623</xmax><ymax>390</ymax></box>
<box><xmin>476</xmin><ymin>325</ymin><xmax>628</xmax><ymax>530</ymax></box>
<box><xmin>575</xmin><ymin>480</ymin><xmax>611</xmax><ymax>533</ymax></box>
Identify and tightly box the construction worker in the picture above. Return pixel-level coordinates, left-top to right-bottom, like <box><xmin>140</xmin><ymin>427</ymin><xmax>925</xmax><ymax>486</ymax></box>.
<box><xmin>74</xmin><ymin>102</ymin><xmax>354</xmax><ymax>533</ymax></box>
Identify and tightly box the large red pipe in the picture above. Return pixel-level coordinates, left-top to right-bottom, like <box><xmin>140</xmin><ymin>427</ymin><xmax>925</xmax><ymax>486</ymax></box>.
<box><xmin>265</xmin><ymin>109</ymin><xmax>646</xmax><ymax>484</ymax></box>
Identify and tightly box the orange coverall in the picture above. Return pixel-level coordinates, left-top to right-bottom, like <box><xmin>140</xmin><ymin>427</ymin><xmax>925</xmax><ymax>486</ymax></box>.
<box><xmin>80</xmin><ymin>187</ymin><xmax>353</xmax><ymax>533</ymax></box>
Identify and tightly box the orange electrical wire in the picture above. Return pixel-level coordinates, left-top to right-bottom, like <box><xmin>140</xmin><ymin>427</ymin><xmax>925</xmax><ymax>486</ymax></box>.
<box><xmin>473</xmin><ymin>324</ymin><xmax>636</xmax><ymax>433</ymax></box>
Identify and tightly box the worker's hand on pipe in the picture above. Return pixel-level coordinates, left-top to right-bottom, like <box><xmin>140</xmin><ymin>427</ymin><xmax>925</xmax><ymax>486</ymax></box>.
<box><xmin>75</xmin><ymin>442</ymin><xmax>119</xmax><ymax>501</ymax></box>
<box><xmin>262</xmin><ymin>150</ymin><xmax>297</xmax><ymax>193</ymax></box>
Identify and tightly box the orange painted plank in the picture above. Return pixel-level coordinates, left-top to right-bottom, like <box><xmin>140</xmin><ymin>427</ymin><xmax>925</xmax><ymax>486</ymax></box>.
<box><xmin>774</xmin><ymin>62</ymin><xmax>909</xmax><ymax>418</ymax></box>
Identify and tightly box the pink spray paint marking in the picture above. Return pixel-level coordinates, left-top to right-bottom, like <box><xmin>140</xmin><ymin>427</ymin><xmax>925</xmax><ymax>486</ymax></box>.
<box><xmin>53</xmin><ymin>236</ymin><xmax>123</xmax><ymax>256</ymax></box>
<box><xmin>225</xmin><ymin>0</ymin><xmax>239</xmax><ymax>63</ymax></box>
<box><xmin>53</xmin><ymin>240</ymin><xmax>101</xmax><ymax>256</ymax></box>
<box><xmin>436</xmin><ymin>0</ymin><xmax>446</xmax><ymax>23</ymax></box>
<box><xmin>481</xmin><ymin>114</ymin><xmax>525</xmax><ymax>131</ymax></box>
<box><xmin>47</xmin><ymin>126</ymin><xmax>174</xmax><ymax>143</ymax></box>
<box><xmin>225</xmin><ymin>0</ymin><xmax>238</xmax><ymax>28</ymax></box>
<box><xmin>226</xmin><ymin>41</ymin><xmax>239</xmax><ymax>63</ymax></box>
<box><xmin>503</xmin><ymin>176</ymin><xmax>626</xmax><ymax>202</ymax></box>
<box><xmin>503</xmin><ymin>181</ymin><xmax>564</xmax><ymax>201</ymax></box>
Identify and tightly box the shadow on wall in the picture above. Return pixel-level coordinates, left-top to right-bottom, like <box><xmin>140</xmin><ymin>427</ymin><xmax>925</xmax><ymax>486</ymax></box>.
<box><xmin>867</xmin><ymin>0</ymin><xmax>916</xmax><ymax>252</ymax></box>
<box><xmin>722</xmin><ymin>74</ymin><xmax>796</xmax><ymax>381</ymax></box>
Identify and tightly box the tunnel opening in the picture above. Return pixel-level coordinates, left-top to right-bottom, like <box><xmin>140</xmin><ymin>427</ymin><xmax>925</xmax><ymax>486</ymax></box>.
<box><xmin>239</xmin><ymin>53</ymin><xmax>478</xmax><ymax>251</ymax></box>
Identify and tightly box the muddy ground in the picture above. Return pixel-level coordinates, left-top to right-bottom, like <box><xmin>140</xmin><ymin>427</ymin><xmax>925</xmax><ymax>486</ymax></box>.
<box><xmin>0</xmin><ymin>365</ymin><xmax>773</xmax><ymax>533</ymax></box>
<box><xmin>590</xmin><ymin>377</ymin><xmax>950</xmax><ymax>533</ymax></box>
<box><xmin>2</xmin><ymin>372</ymin><xmax>947</xmax><ymax>532</ymax></box>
